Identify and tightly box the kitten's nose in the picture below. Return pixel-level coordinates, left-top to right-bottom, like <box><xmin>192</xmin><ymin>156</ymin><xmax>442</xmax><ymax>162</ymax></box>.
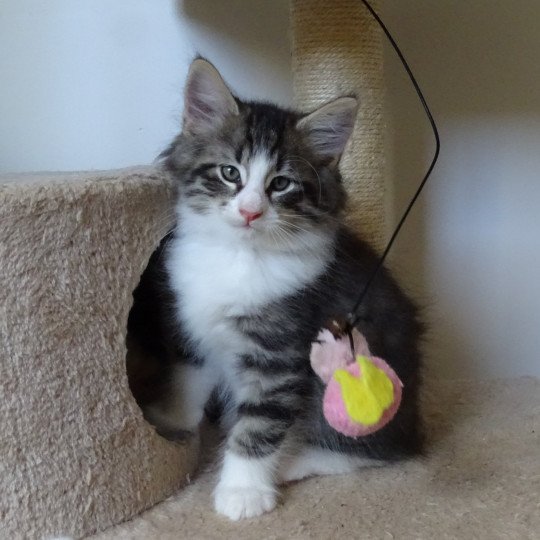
<box><xmin>239</xmin><ymin>208</ymin><xmax>263</xmax><ymax>225</ymax></box>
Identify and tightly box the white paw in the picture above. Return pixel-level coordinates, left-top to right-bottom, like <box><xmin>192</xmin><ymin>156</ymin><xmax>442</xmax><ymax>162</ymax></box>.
<box><xmin>214</xmin><ymin>485</ymin><xmax>277</xmax><ymax>520</ymax></box>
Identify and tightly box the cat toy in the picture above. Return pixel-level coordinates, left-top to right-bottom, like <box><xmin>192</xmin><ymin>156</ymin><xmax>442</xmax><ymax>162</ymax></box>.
<box><xmin>310</xmin><ymin>321</ymin><xmax>402</xmax><ymax>437</ymax></box>
<box><xmin>311</xmin><ymin>0</ymin><xmax>440</xmax><ymax>438</ymax></box>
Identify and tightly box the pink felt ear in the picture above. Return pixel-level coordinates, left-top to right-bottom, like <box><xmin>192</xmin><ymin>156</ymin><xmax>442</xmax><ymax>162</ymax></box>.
<box><xmin>310</xmin><ymin>328</ymin><xmax>370</xmax><ymax>383</ymax></box>
<box><xmin>309</xmin><ymin>326</ymin><xmax>402</xmax><ymax>438</ymax></box>
<box><xmin>322</xmin><ymin>357</ymin><xmax>403</xmax><ymax>438</ymax></box>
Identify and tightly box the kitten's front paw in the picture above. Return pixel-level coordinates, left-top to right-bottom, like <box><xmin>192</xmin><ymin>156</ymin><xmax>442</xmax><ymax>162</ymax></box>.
<box><xmin>214</xmin><ymin>485</ymin><xmax>277</xmax><ymax>520</ymax></box>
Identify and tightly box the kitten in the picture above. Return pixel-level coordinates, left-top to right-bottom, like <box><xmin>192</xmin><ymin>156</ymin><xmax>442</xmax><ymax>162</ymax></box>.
<box><xmin>128</xmin><ymin>58</ymin><xmax>423</xmax><ymax>520</ymax></box>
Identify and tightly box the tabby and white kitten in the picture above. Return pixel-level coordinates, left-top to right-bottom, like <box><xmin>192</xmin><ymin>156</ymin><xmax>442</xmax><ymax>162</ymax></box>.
<box><xmin>128</xmin><ymin>59</ymin><xmax>423</xmax><ymax>520</ymax></box>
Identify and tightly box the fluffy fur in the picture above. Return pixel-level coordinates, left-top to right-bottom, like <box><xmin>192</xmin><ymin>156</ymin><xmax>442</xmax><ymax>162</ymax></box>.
<box><xmin>127</xmin><ymin>59</ymin><xmax>423</xmax><ymax>520</ymax></box>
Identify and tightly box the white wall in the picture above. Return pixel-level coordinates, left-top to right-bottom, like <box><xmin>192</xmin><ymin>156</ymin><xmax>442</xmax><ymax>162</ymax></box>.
<box><xmin>0</xmin><ymin>0</ymin><xmax>292</xmax><ymax>173</ymax></box>
<box><xmin>382</xmin><ymin>1</ymin><xmax>540</xmax><ymax>378</ymax></box>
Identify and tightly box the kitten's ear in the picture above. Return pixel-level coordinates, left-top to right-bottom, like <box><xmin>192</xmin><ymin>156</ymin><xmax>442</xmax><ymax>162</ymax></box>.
<box><xmin>296</xmin><ymin>97</ymin><xmax>358</xmax><ymax>161</ymax></box>
<box><xmin>183</xmin><ymin>58</ymin><xmax>239</xmax><ymax>133</ymax></box>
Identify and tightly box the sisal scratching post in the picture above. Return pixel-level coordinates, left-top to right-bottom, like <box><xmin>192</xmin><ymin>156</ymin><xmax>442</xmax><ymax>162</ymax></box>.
<box><xmin>290</xmin><ymin>0</ymin><xmax>386</xmax><ymax>250</ymax></box>
<box><xmin>0</xmin><ymin>167</ymin><xmax>198</xmax><ymax>539</ymax></box>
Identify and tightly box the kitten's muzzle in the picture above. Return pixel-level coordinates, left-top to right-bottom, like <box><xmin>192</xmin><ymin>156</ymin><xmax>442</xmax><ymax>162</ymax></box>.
<box><xmin>239</xmin><ymin>208</ymin><xmax>263</xmax><ymax>226</ymax></box>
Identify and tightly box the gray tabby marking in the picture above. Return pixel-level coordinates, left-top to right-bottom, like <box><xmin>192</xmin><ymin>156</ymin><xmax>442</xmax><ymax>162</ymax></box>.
<box><xmin>127</xmin><ymin>58</ymin><xmax>423</xmax><ymax>520</ymax></box>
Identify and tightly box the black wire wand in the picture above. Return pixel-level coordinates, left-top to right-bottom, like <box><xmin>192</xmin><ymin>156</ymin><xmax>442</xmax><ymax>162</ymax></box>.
<box><xmin>342</xmin><ymin>0</ymin><xmax>441</xmax><ymax>349</ymax></box>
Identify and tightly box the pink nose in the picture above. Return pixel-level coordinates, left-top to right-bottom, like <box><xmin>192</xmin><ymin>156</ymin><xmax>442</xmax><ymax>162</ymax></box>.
<box><xmin>239</xmin><ymin>208</ymin><xmax>263</xmax><ymax>224</ymax></box>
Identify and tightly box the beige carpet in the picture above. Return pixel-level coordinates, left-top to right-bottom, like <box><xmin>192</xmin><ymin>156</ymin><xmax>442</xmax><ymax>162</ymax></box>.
<box><xmin>90</xmin><ymin>377</ymin><xmax>540</xmax><ymax>540</ymax></box>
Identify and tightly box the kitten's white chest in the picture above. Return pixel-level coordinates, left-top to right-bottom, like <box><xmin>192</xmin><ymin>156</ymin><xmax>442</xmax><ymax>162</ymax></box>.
<box><xmin>167</xmin><ymin>232</ymin><xmax>326</xmax><ymax>362</ymax></box>
<box><xmin>169</xmin><ymin>235</ymin><xmax>308</xmax><ymax>316</ymax></box>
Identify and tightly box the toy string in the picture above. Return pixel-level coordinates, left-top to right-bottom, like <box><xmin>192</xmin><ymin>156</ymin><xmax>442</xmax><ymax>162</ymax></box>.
<box><xmin>345</xmin><ymin>0</ymin><xmax>441</xmax><ymax>342</ymax></box>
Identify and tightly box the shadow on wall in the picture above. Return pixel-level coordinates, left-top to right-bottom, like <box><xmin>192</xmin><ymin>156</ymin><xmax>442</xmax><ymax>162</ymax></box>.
<box><xmin>383</xmin><ymin>0</ymin><xmax>540</xmax><ymax>379</ymax></box>
<box><xmin>176</xmin><ymin>0</ymin><xmax>293</xmax><ymax>105</ymax></box>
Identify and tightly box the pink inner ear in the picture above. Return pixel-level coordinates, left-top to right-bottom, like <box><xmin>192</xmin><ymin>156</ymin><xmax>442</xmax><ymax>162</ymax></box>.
<box><xmin>184</xmin><ymin>83</ymin><xmax>219</xmax><ymax>127</ymax></box>
<box><xmin>297</xmin><ymin>97</ymin><xmax>358</xmax><ymax>159</ymax></box>
<box><xmin>188</xmin><ymin>91</ymin><xmax>214</xmax><ymax>118</ymax></box>
<box><xmin>183</xmin><ymin>61</ymin><xmax>239</xmax><ymax>131</ymax></box>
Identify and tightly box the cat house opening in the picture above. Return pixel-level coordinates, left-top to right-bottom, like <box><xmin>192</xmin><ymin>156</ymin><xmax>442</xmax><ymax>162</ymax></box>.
<box><xmin>126</xmin><ymin>233</ymin><xmax>176</xmax><ymax>439</ymax></box>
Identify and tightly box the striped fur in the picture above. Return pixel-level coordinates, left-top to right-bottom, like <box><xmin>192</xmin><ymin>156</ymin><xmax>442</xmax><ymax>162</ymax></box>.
<box><xmin>127</xmin><ymin>59</ymin><xmax>423</xmax><ymax>520</ymax></box>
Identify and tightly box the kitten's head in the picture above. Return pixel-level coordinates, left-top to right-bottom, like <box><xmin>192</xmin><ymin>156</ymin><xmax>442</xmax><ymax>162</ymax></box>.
<box><xmin>163</xmin><ymin>58</ymin><xmax>357</xmax><ymax>250</ymax></box>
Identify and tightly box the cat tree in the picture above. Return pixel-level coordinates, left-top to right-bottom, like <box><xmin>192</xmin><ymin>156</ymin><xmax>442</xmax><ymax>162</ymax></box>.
<box><xmin>0</xmin><ymin>1</ymin><xmax>383</xmax><ymax>538</ymax></box>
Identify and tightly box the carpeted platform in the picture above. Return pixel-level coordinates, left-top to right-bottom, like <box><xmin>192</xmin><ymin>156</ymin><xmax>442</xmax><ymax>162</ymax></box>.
<box><xmin>91</xmin><ymin>377</ymin><xmax>540</xmax><ymax>539</ymax></box>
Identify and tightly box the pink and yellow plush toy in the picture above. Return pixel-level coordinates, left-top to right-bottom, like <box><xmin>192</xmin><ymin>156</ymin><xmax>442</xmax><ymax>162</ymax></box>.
<box><xmin>310</xmin><ymin>322</ymin><xmax>402</xmax><ymax>437</ymax></box>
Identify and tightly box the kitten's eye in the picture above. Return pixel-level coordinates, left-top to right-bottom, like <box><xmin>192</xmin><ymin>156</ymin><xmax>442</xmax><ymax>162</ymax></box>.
<box><xmin>271</xmin><ymin>176</ymin><xmax>292</xmax><ymax>192</ymax></box>
<box><xmin>220</xmin><ymin>165</ymin><xmax>241</xmax><ymax>183</ymax></box>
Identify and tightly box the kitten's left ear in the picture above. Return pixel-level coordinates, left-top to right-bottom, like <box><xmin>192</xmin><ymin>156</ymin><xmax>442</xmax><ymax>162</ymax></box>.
<box><xmin>296</xmin><ymin>97</ymin><xmax>358</xmax><ymax>162</ymax></box>
<box><xmin>183</xmin><ymin>58</ymin><xmax>239</xmax><ymax>134</ymax></box>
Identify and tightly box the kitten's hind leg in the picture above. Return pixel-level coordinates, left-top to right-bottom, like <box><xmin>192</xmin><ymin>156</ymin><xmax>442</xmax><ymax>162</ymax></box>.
<box><xmin>144</xmin><ymin>361</ymin><xmax>216</xmax><ymax>438</ymax></box>
<box><xmin>278</xmin><ymin>445</ymin><xmax>383</xmax><ymax>483</ymax></box>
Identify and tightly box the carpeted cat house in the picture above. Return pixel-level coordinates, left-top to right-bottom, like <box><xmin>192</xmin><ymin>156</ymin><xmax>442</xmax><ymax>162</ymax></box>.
<box><xmin>0</xmin><ymin>1</ymin><xmax>384</xmax><ymax>538</ymax></box>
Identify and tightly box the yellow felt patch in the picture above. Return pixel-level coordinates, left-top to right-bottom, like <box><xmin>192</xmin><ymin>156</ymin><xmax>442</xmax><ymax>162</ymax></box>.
<box><xmin>333</xmin><ymin>356</ymin><xmax>394</xmax><ymax>426</ymax></box>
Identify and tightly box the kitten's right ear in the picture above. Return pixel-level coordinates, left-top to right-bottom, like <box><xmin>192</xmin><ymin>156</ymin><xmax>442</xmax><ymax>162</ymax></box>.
<box><xmin>296</xmin><ymin>97</ymin><xmax>358</xmax><ymax>162</ymax></box>
<box><xmin>183</xmin><ymin>58</ymin><xmax>239</xmax><ymax>134</ymax></box>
